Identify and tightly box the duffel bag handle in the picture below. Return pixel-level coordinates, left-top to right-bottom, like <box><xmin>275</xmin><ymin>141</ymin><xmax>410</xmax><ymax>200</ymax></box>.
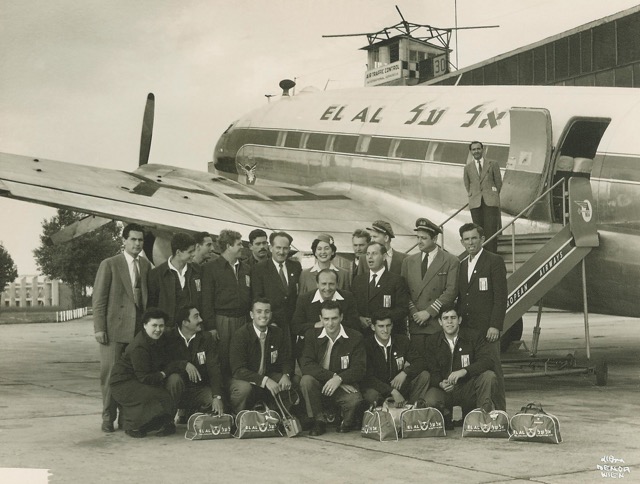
<box><xmin>414</xmin><ymin>399</ymin><xmax>427</xmax><ymax>409</ymax></box>
<box><xmin>521</xmin><ymin>401</ymin><xmax>545</xmax><ymax>413</ymax></box>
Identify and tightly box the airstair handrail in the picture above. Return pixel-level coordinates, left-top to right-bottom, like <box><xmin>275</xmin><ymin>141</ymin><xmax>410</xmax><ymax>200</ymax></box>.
<box><xmin>482</xmin><ymin>177</ymin><xmax>567</xmax><ymax>250</ymax></box>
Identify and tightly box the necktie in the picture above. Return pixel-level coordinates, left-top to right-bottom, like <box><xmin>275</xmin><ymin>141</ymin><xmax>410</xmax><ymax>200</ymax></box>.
<box><xmin>133</xmin><ymin>258</ymin><xmax>141</xmax><ymax>307</ymax></box>
<box><xmin>478</xmin><ymin>160</ymin><xmax>482</xmax><ymax>175</ymax></box>
<box><xmin>382</xmin><ymin>344</ymin><xmax>389</xmax><ymax>362</ymax></box>
<box><xmin>368</xmin><ymin>273</ymin><xmax>377</xmax><ymax>298</ymax></box>
<box><xmin>421</xmin><ymin>252</ymin><xmax>429</xmax><ymax>279</ymax></box>
<box><xmin>258</xmin><ymin>331</ymin><xmax>267</xmax><ymax>375</ymax></box>
<box><xmin>234</xmin><ymin>263</ymin><xmax>239</xmax><ymax>280</ymax></box>
<box><xmin>278</xmin><ymin>263</ymin><xmax>287</xmax><ymax>289</ymax></box>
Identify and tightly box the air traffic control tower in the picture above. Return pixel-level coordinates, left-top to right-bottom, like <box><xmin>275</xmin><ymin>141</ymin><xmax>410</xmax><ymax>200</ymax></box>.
<box><xmin>362</xmin><ymin>35</ymin><xmax>449</xmax><ymax>86</ymax></box>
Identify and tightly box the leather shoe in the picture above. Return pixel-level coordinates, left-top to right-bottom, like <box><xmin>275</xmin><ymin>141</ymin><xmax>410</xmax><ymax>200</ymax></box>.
<box><xmin>156</xmin><ymin>422</ymin><xmax>176</xmax><ymax>437</ymax></box>
<box><xmin>336</xmin><ymin>422</ymin><xmax>358</xmax><ymax>433</ymax></box>
<box><xmin>125</xmin><ymin>429</ymin><xmax>147</xmax><ymax>438</ymax></box>
<box><xmin>444</xmin><ymin>417</ymin><xmax>454</xmax><ymax>431</ymax></box>
<box><xmin>308</xmin><ymin>420</ymin><xmax>326</xmax><ymax>437</ymax></box>
<box><xmin>101</xmin><ymin>421</ymin><xmax>114</xmax><ymax>433</ymax></box>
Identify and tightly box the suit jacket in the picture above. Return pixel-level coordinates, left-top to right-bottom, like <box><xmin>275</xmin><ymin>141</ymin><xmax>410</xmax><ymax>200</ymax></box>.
<box><xmin>251</xmin><ymin>258</ymin><xmax>302</xmax><ymax>329</ymax></box>
<box><xmin>362</xmin><ymin>333</ymin><xmax>422</xmax><ymax>397</ymax></box>
<box><xmin>401</xmin><ymin>249</ymin><xmax>460</xmax><ymax>335</ymax></box>
<box><xmin>93</xmin><ymin>253</ymin><xmax>151</xmax><ymax>344</ymax></box>
<box><xmin>457</xmin><ymin>249</ymin><xmax>507</xmax><ymax>333</ymax></box>
<box><xmin>420</xmin><ymin>328</ymin><xmax>493</xmax><ymax>386</ymax></box>
<box><xmin>351</xmin><ymin>269</ymin><xmax>409</xmax><ymax>332</ymax></box>
<box><xmin>148</xmin><ymin>261</ymin><xmax>202</xmax><ymax>327</ymax></box>
<box><xmin>357</xmin><ymin>249</ymin><xmax>407</xmax><ymax>276</ymax></box>
<box><xmin>291</xmin><ymin>289</ymin><xmax>361</xmax><ymax>338</ymax></box>
<box><xmin>230</xmin><ymin>323</ymin><xmax>294</xmax><ymax>385</ymax></box>
<box><xmin>300</xmin><ymin>326</ymin><xmax>366</xmax><ymax>385</ymax></box>
<box><xmin>463</xmin><ymin>158</ymin><xmax>502</xmax><ymax>209</ymax></box>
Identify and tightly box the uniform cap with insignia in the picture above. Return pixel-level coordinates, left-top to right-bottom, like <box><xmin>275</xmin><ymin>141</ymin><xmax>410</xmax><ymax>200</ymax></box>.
<box><xmin>315</xmin><ymin>233</ymin><xmax>334</xmax><ymax>245</ymax></box>
<box><xmin>367</xmin><ymin>220</ymin><xmax>395</xmax><ymax>238</ymax></box>
<box><xmin>414</xmin><ymin>217</ymin><xmax>442</xmax><ymax>235</ymax></box>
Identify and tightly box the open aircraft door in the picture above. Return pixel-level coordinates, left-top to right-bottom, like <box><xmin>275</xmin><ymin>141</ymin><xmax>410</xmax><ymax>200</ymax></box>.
<box><xmin>501</xmin><ymin>108</ymin><xmax>552</xmax><ymax>218</ymax></box>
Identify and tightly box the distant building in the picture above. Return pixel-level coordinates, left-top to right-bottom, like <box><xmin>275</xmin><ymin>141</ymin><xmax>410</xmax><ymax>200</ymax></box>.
<box><xmin>1</xmin><ymin>275</ymin><xmax>73</xmax><ymax>309</ymax></box>
<box><xmin>428</xmin><ymin>6</ymin><xmax>640</xmax><ymax>88</ymax></box>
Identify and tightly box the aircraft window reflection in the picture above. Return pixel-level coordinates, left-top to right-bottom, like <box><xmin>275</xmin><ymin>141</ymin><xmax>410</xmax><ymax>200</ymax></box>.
<box><xmin>307</xmin><ymin>133</ymin><xmax>329</xmax><ymax>151</ymax></box>
<box><xmin>439</xmin><ymin>142</ymin><xmax>469</xmax><ymax>165</ymax></box>
<box><xmin>394</xmin><ymin>139</ymin><xmax>428</xmax><ymax>160</ymax></box>
<box><xmin>334</xmin><ymin>135</ymin><xmax>358</xmax><ymax>154</ymax></box>
<box><xmin>247</xmin><ymin>129</ymin><xmax>278</xmax><ymax>147</ymax></box>
<box><xmin>284</xmin><ymin>131</ymin><xmax>303</xmax><ymax>148</ymax></box>
<box><xmin>368</xmin><ymin>137</ymin><xmax>393</xmax><ymax>157</ymax></box>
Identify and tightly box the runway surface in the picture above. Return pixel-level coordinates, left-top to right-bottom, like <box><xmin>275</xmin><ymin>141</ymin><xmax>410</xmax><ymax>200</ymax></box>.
<box><xmin>0</xmin><ymin>311</ymin><xmax>638</xmax><ymax>483</ymax></box>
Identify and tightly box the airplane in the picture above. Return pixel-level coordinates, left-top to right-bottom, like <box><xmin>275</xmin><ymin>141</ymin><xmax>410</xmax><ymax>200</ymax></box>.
<box><xmin>1</xmin><ymin>82</ymin><xmax>639</xmax><ymax>327</ymax></box>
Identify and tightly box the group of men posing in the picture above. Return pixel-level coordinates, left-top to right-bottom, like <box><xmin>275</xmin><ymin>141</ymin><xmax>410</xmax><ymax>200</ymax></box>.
<box><xmin>93</xmin><ymin>141</ymin><xmax>507</xmax><ymax>437</ymax></box>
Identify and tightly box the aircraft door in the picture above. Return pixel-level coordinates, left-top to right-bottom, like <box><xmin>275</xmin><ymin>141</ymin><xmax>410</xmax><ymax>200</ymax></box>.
<box><xmin>501</xmin><ymin>108</ymin><xmax>552</xmax><ymax>217</ymax></box>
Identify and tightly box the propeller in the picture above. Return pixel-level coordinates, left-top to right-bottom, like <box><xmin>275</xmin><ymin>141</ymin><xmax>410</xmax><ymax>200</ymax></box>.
<box><xmin>139</xmin><ymin>93</ymin><xmax>155</xmax><ymax>166</ymax></box>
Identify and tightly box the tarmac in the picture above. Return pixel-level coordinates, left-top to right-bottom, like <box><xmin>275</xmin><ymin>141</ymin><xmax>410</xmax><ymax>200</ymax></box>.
<box><xmin>0</xmin><ymin>311</ymin><xmax>638</xmax><ymax>484</ymax></box>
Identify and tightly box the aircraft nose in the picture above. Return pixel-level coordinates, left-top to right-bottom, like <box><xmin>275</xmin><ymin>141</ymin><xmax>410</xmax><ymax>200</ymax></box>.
<box><xmin>212</xmin><ymin>129</ymin><xmax>239</xmax><ymax>176</ymax></box>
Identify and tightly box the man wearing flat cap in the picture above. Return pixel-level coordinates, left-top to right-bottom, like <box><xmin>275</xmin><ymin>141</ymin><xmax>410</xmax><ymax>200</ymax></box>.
<box><xmin>357</xmin><ymin>220</ymin><xmax>406</xmax><ymax>276</ymax></box>
<box><xmin>401</xmin><ymin>218</ymin><xmax>459</xmax><ymax>347</ymax></box>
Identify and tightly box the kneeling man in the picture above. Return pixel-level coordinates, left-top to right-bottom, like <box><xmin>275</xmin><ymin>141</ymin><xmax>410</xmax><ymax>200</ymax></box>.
<box><xmin>361</xmin><ymin>311</ymin><xmax>430</xmax><ymax>407</ymax></box>
<box><xmin>423</xmin><ymin>306</ymin><xmax>500</xmax><ymax>422</ymax></box>
<box><xmin>165</xmin><ymin>305</ymin><xmax>225</xmax><ymax>419</ymax></box>
<box><xmin>229</xmin><ymin>298</ymin><xmax>295</xmax><ymax>413</ymax></box>
<box><xmin>300</xmin><ymin>300</ymin><xmax>365</xmax><ymax>436</ymax></box>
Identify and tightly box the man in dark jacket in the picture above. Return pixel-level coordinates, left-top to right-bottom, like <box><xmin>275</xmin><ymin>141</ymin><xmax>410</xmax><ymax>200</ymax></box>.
<box><xmin>299</xmin><ymin>300</ymin><xmax>365</xmax><ymax>436</ymax></box>
<box><xmin>165</xmin><ymin>305</ymin><xmax>225</xmax><ymax>420</ymax></box>
<box><xmin>457</xmin><ymin>222</ymin><xmax>507</xmax><ymax>410</ymax></box>
<box><xmin>422</xmin><ymin>306</ymin><xmax>500</xmax><ymax>421</ymax></box>
<box><xmin>228</xmin><ymin>298</ymin><xmax>295</xmax><ymax>413</ymax></box>
<box><xmin>148</xmin><ymin>232</ymin><xmax>202</xmax><ymax>329</ymax></box>
<box><xmin>291</xmin><ymin>269</ymin><xmax>360</xmax><ymax>357</ymax></box>
<box><xmin>352</xmin><ymin>242</ymin><xmax>409</xmax><ymax>334</ymax></box>
<box><xmin>251</xmin><ymin>231</ymin><xmax>302</xmax><ymax>350</ymax></box>
<box><xmin>361</xmin><ymin>311</ymin><xmax>429</xmax><ymax>406</ymax></box>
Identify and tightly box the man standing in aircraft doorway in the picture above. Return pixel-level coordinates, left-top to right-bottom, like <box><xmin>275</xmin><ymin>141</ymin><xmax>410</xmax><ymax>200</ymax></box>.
<box><xmin>463</xmin><ymin>141</ymin><xmax>502</xmax><ymax>253</ymax></box>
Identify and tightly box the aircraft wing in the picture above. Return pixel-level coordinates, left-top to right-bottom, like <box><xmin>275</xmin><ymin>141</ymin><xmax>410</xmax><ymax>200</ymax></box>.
<box><xmin>0</xmin><ymin>153</ymin><xmax>420</xmax><ymax>252</ymax></box>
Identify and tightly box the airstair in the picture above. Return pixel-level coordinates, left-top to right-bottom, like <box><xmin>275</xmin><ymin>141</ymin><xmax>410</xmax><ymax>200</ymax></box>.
<box><xmin>446</xmin><ymin>176</ymin><xmax>606</xmax><ymax>384</ymax></box>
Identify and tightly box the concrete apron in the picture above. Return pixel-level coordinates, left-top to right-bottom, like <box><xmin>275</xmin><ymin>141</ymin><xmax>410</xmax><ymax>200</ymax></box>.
<box><xmin>0</xmin><ymin>314</ymin><xmax>638</xmax><ymax>483</ymax></box>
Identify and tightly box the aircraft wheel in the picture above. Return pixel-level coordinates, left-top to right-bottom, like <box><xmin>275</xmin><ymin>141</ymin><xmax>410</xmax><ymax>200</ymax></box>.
<box><xmin>595</xmin><ymin>360</ymin><xmax>608</xmax><ymax>386</ymax></box>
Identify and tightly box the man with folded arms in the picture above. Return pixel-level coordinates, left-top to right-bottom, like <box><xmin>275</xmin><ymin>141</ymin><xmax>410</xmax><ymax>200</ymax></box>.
<box><xmin>165</xmin><ymin>305</ymin><xmax>224</xmax><ymax>422</ymax></box>
<box><xmin>299</xmin><ymin>300</ymin><xmax>365</xmax><ymax>436</ymax></box>
<box><xmin>228</xmin><ymin>298</ymin><xmax>295</xmax><ymax>413</ymax></box>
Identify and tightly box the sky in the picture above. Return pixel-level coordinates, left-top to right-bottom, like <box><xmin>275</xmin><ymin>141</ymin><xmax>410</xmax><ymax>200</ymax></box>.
<box><xmin>1</xmin><ymin>0</ymin><xmax>639</xmax><ymax>275</ymax></box>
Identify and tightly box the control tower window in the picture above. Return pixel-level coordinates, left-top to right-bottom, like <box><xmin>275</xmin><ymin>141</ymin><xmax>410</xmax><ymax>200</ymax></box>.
<box><xmin>390</xmin><ymin>43</ymin><xmax>400</xmax><ymax>63</ymax></box>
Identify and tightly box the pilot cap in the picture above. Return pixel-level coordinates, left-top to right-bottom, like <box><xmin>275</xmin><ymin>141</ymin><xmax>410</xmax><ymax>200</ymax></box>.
<box><xmin>315</xmin><ymin>233</ymin><xmax>334</xmax><ymax>245</ymax></box>
<box><xmin>367</xmin><ymin>220</ymin><xmax>395</xmax><ymax>239</ymax></box>
<box><xmin>414</xmin><ymin>218</ymin><xmax>442</xmax><ymax>236</ymax></box>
